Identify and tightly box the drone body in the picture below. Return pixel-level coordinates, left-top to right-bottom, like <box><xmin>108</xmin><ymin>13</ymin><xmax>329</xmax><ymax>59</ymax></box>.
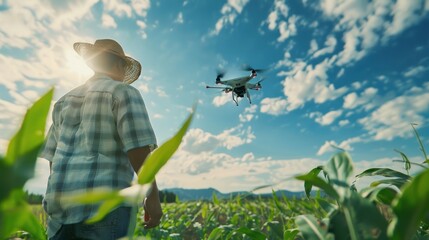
<box><xmin>206</xmin><ymin>66</ymin><xmax>266</xmax><ymax>106</ymax></box>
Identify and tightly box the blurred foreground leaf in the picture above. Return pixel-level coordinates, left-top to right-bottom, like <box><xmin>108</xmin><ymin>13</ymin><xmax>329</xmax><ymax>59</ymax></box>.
<box><xmin>323</xmin><ymin>152</ymin><xmax>354</xmax><ymax>201</ymax></box>
<box><xmin>0</xmin><ymin>88</ymin><xmax>53</xmax><ymax>239</ymax></box>
<box><xmin>138</xmin><ymin>106</ymin><xmax>195</xmax><ymax>184</ymax></box>
<box><xmin>303</xmin><ymin>166</ymin><xmax>323</xmax><ymax>198</ymax></box>
<box><xmin>295</xmin><ymin>174</ymin><xmax>339</xmax><ymax>200</ymax></box>
<box><xmin>296</xmin><ymin>215</ymin><xmax>333</xmax><ymax>240</ymax></box>
<box><xmin>388</xmin><ymin>168</ymin><xmax>429</xmax><ymax>240</ymax></box>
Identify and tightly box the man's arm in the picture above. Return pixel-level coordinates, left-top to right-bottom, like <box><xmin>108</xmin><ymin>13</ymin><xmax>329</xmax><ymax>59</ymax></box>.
<box><xmin>127</xmin><ymin>146</ymin><xmax>151</xmax><ymax>173</ymax></box>
<box><xmin>127</xmin><ymin>146</ymin><xmax>163</xmax><ymax>229</ymax></box>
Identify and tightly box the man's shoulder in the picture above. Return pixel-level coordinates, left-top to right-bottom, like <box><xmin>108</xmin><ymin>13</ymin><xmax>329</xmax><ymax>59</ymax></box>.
<box><xmin>56</xmin><ymin>84</ymin><xmax>86</xmax><ymax>102</ymax></box>
<box><xmin>111</xmin><ymin>82</ymin><xmax>141</xmax><ymax>99</ymax></box>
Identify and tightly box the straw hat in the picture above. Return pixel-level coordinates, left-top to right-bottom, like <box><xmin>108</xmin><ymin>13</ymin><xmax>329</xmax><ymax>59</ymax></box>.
<box><xmin>73</xmin><ymin>39</ymin><xmax>141</xmax><ymax>84</ymax></box>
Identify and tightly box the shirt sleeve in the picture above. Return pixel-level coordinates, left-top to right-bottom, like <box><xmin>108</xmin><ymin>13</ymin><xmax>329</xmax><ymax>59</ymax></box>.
<box><xmin>113</xmin><ymin>84</ymin><xmax>157</xmax><ymax>152</ymax></box>
<box><xmin>40</xmin><ymin>124</ymin><xmax>57</xmax><ymax>161</ymax></box>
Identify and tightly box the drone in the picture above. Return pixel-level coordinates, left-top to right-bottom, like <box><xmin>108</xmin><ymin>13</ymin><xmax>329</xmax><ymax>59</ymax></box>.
<box><xmin>206</xmin><ymin>65</ymin><xmax>267</xmax><ymax>106</ymax></box>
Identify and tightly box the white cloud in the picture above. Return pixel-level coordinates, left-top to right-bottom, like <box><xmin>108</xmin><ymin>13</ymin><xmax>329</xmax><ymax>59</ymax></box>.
<box><xmin>403</xmin><ymin>65</ymin><xmax>428</xmax><ymax>77</ymax></box>
<box><xmin>135</xmin><ymin>82</ymin><xmax>149</xmax><ymax>93</ymax></box>
<box><xmin>282</xmin><ymin>59</ymin><xmax>348</xmax><ymax>111</ymax></box>
<box><xmin>27</xmin><ymin>150</ymin><xmax>414</xmax><ymax>194</ymax></box>
<box><xmin>175</xmin><ymin>12</ymin><xmax>184</xmax><ymax>24</ymax></box>
<box><xmin>209</xmin><ymin>0</ymin><xmax>250</xmax><ymax>36</ymax></box>
<box><xmin>136</xmin><ymin>20</ymin><xmax>148</xmax><ymax>39</ymax></box>
<box><xmin>103</xmin><ymin>0</ymin><xmax>133</xmax><ymax>17</ymax></box>
<box><xmin>213</xmin><ymin>93</ymin><xmax>232</xmax><ymax>107</ymax></box>
<box><xmin>359</xmin><ymin>83</ymin><xmax>429</xmax><ymax>141</ymax></box>
<box><xmin>157</xmin><ymin>147</ymin><xmax>413</xmax><ymax>193</ymax></box>
<box><xmin>308</xmin><ymin>39</ymin><xmax>319</xmax><ymax>55</ymax></box>
<box><xmin>266</xmin><ymin>0</ymin><xmax>289</xmax><ymax>30</ymax></box>
<box><xmin>339</xmin><ymin>119</ymin><xmax>350</xmax><ymax>127</ymax></box>
<box><xmin>0</xmin><ymin>6</ymin><xmax>45</xmax><ymax>49</ymax></box>
<box><xmin>153</xmin><ymin>114</ymin><xmax>163</xmax><ymax>119</ymax></box>
<box><xmin>317</xmin><ymin>136</ymin><xmax>363</xmax><ymax>155</ymax></box>
<box><xmin>181</xmin><ymin>125</ymin><xmax>255</xmax><ymax>153</ymax></box>
<box><xmin>131</xmin><ymin>0</ymin><xmax>151</xmax><ymax>17</ymax></box>
<box><xmin>343</xmin><ymin>87</ymin><xmax>378</xmax><ymax>110</ymax></box>
<box><xmin>102</xmin><ymin>13</ymin><xmax>117</xmax><ymax>28</ymax></box>
<box><xmin>312</xmin><ymin>35</ymin><xmax>337</xmax><ymax>58</ymax></box>
<box><xmin>277</xmin><ymin>15</ymin><xmax>297</xmax><ymax>42</ymax></box>
<box><xmin>319</xmin><ymin>0</ymin><xmax>429</xmax><ymax>66</ymax></box>
<box><xmin>155</xmin><ymin>87</ymin><xmax>168</xmax><ymax>97</ymax></box>
<box><xmin>158</xmin><ymin>149</ymin><xmax>325</xmax><ymax>192</ymax></box>
<box><xmin>385</xmin><ymin>0</ymin><xmax>426</xmax><ymax>37</ymax></box>
<box><xmin>239</xmin><ymin>105</ymin><xmax>258</xmax><ymax>122</ymax></box>
<box><xmin>260</xmin><ymin>97</ymin><xmax>288</xmax><ymax>116</ymax></box>
<box><xmin>314</xmin><ymin>110</ymin><xmax>343</xmax><ymax>126</ymax></box>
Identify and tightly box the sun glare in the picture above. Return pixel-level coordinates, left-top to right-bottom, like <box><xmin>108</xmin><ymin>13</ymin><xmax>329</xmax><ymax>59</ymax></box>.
<box><xmin>64</xmin><ymin>49</ymin><xmax>93</xmax><ymax>80</ymax></box>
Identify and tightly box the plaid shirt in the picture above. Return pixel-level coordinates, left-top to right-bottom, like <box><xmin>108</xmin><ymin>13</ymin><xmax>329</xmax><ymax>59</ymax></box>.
<box><xmin>40</xmin><ymin>75</ymin><xmax>157</xmax><ymax>237</ymax></box>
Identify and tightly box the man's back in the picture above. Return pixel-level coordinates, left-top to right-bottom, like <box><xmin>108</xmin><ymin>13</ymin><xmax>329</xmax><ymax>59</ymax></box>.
<box><xmin>41</xmin><ymin>75</ymin><xmax>157</xmax><ymax>228</ymax></box>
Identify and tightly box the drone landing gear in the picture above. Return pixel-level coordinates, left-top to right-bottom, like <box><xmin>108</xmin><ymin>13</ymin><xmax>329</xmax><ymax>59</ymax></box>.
<box><xmin>232</xmin><ymin>93</ymin><xmax>239</xmax><ymax>106</ymax></box>
<box><xmin>246</xmin><ymin>91</ymin><xmax>252</xmax><ymax>104</ymax></box>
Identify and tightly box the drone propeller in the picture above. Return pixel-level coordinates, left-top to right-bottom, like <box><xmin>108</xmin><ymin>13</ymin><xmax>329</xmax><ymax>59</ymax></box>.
<box><xmin>242</xmin><ymin>64</ymin><xmax>266</xmax><ymax>73</ymax></box>
<box><xmin>216</xmin><ymin>69</ymin><xmax>226</xmax><ymax>79</ymax></box>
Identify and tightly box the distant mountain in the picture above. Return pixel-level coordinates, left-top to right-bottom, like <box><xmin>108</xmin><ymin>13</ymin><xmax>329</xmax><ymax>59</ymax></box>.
<box><xmin>163</xmin><ymin>188</ymin><xmax>307</xmax><ymax>201</ymax></box>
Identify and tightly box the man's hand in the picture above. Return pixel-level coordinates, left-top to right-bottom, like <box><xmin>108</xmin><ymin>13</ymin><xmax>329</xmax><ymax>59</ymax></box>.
<box><xmin>127</xmin><ymin>147</ymin><xmax>163</xmax><ymax>228</ymax></box>
<box><xmin>143</xmin><ymin>182</ymin><xmax>163</xmax><ymax>229</ymax></box>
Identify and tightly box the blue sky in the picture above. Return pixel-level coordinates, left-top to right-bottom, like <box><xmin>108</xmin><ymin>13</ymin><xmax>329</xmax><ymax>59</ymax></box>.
<box><xmin>1</xmin><ymin>0</ymin><xmax>429</xmax><ymax>194</ymax></box>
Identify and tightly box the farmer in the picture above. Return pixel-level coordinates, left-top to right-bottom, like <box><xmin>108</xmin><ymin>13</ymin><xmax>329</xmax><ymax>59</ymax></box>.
<box><xmin>40</xmin><ymin>39</ymin><xmax>162</xmax><ymax>239</ymax></box>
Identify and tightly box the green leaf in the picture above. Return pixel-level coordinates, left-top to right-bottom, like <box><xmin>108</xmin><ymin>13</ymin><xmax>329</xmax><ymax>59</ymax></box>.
<box><xmin>234</xmin><ymin>227</ymin><xmax>266</xmax><ymax>240</ymax></box>
<box><xmin>265</xmin><ymin>221</ymin><xmax>284</xmax><ymax>239</ymax></box>
<box><xmin>295</xmin><ymin>174</ymin><xmax>339</xmax><ymax>200</ymax></box>
<box><xmin>212</xmin><ymin>192</ymin><xmax>219</xmax><ymax>205</ymax></box>
<box><xmin>369</xmin><ymin>178</ymin><xmax>409</xmax><ymax>189</ymax></box>
<box><xmin>341</xmin><ymin>191</ymin><xmax>388</xmax><ymax>240</ymax></box>
<box><xmin>355</xmin><ymin>168</ymin><xmax>410</xmax><ymax>181</ymax></box>
<box><xmin>0</xmin><ymin>190</ymin><xmax>45</xmax><ymax>240</ymax></box>
<box><xmin>304</xmin><ymin>166</ymin><xmax>323</xmax><ymax>198</ymax></box>
<box><xmin>5</xmin><ymin>88</ymin><xmax>53</xmax><ymax>165</ymax></box>
<box><xmin>85</xmin><ymin>197</ymin><xmax>124</xmax><ymax>224</ymax></box>
<box><xmin>283</xmin><ymin>228</ymin><xmax>299</xmax><ymax>240</ymax></box>
<box><xmin>323</xmin><ymin>152</ymin><xmax>354</xmax><ymax>200</ymax></box>
<box><xmin>63</xmin><ymin>188</ymin><xmax>121</xmax><ymax>204</ymax></box>
<box><xmin>360</xmin><ymin>186</ymin><xmax>398</xmax><ymax>205</ymax></box>
<box><xmin>295</xmin><ymin>214</ymin><xmax>333</xmax><ymax>240</ymax></box>
<box><xmin>315</xmin><ymin>197</ymin><xmax>337</xmax><ymax>216</ymax></box>
<box><xmin>1</xmin><ymin>88</ymin><xmax>53</xmax><ymax>201</ymax></box>
<box><xmin>138</xmin><ymin>107</ymin><xmax>195</xmax><ymax>184</ymax></box>
<box><xmin>388</xmin><ymin>168</ymin><xmax>429</xmax><ymax>240</ymax></box>
<box><xmin>394</xmin><ymin>150</ymin><xmax>411</xmax><ymax>174</ymax></box>
<box><xmin>207</xmin><ymin>228</ymin><xmax>224</xmax><ymax>240</ymax></box>
<box><xmin>410</xmin><ymin>123</ymin><xmax>428</xmax><ymax>164</ymax></box>
<box><xmin>272</xmin><ymin>189</ymin><xmax>286</xmax><ymax>215</ymax></box>
<box><xmin>328</xmin><ymin>211</ymin><xmax>350</xmax><ymax>239</ymax></box>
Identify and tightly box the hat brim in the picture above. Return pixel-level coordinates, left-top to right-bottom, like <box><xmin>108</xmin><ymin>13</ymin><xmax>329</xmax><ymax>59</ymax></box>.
<box><xmin>73</xmin><ymin>42</ymin><xmax>141</xmax><ymax>84</ymax></box>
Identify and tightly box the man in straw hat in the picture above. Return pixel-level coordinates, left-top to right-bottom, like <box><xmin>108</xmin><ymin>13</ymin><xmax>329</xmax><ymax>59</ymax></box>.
<box><xmin>40</xmin><ymin>39</ymin><xmax>162</xmax><ymax>239</ymax></box>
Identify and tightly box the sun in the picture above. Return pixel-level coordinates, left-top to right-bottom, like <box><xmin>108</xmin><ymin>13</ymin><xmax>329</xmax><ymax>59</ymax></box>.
<box><xmin>64</xmin><ymin>48</ymin><xmax>93</xmax><ymax>80</ymax></box>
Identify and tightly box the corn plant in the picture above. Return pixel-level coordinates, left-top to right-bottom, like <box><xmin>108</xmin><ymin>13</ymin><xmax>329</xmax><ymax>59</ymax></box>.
<box><xmin>0</xmin><ymin>88</ymin><xmax>53</xmax><ymax>239</ymax></box>
<box><xmin>296</xmin><ymin>126</ymin><xmax>429</xmax><ymax>240</ymax></box>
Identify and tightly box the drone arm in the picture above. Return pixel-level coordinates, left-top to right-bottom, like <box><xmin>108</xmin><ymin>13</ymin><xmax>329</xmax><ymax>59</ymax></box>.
<box><xmin>206</xmin><ymin>86</ymin><xmax>228</xmax><ymax>89</ymax></box>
